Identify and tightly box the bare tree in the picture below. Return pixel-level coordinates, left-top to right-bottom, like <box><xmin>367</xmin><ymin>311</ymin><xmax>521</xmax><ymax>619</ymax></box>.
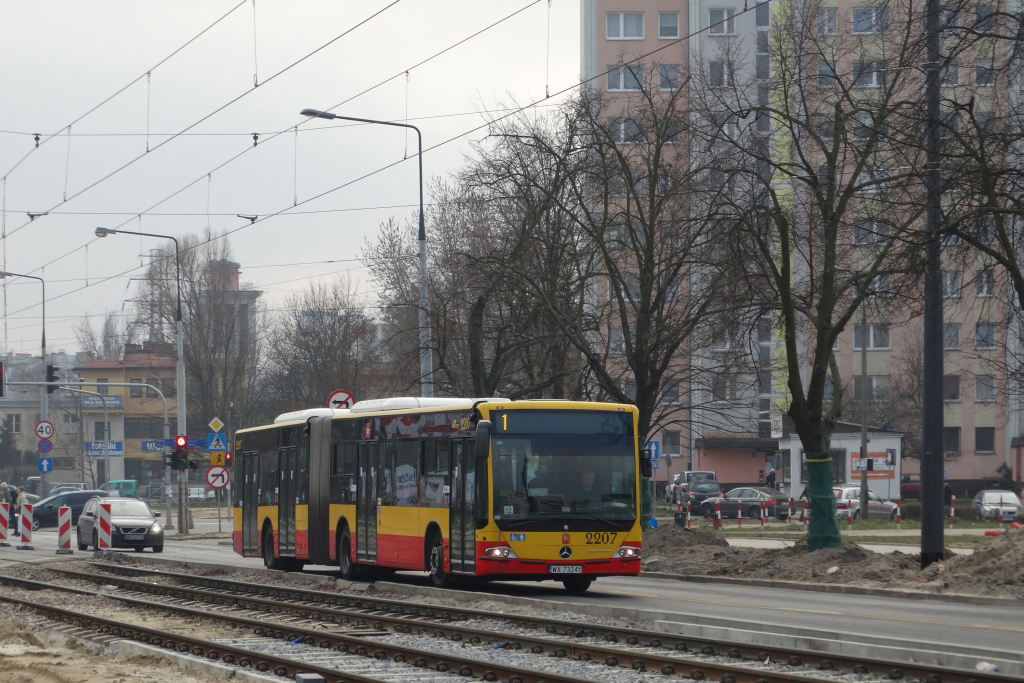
<box><xmin>74</xmin><ymin>311</ymin><xmax>136</xmax><ymax>362</ymax></box>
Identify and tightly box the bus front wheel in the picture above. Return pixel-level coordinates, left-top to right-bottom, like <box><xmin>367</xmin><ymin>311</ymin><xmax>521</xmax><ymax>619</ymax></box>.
<box><xmin>262</xmin><ymin>530</ymin><xmax>281</xmax><ymax>570</ymax></box>
<box><xmin>338</xmin><ymin>532</ymin><xmax>356</xmax><ymax>581</ymax></box>
<box><xmin>428</xmin><ymin>534</ymin><xmax>449</xmax><ymax>589</ymax></box>
<box><xmin>562</xmin><ymin>577</ymin><xmax>592</xmax><ymax>593</ymax></box>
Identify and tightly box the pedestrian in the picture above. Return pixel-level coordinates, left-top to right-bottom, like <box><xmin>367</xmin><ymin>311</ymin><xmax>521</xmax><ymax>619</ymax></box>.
<box><xmin>0</xmin><ymin>482</ymin><xmax>9</xmax><ymax>505</ymax></box>
<box><xmin>765</xmin><ymin>463</ymin><xmax>776</xmax><ymax>489</ymax></box>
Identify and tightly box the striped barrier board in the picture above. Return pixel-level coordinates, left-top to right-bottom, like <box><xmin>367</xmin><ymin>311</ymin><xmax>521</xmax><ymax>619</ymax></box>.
<box><xmin>18</xmin><ymin>503</ymin><xmax>33</xmax><ymax>550</ymax></box>
<box><xmin>0</xmin><ymin>502</ymin><xmax>9</xmax><ymax>547</ymax></box>
<box><xmin>56</xmin><ymin>505</ymin><xmax>73</xmax><ymax>555</ymax></box>
<box><xmin>98</xmin><ymin>502</ymin><xmax>112</xmax><ymax>550</ymax></box>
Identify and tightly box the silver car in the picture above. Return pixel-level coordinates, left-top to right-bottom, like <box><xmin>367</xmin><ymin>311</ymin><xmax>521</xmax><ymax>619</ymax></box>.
<box><xmin>973</xmin><ymin>490</ymin><xmax>1021</xmax><ymax>521</ymax></box>
<box><xmin>834</xmin><ymin>487</ymin><xmax>898</xmax><ymax>520</ymax></box>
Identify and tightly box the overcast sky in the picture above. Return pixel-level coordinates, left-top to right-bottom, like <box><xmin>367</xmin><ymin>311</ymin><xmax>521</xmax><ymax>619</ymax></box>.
<box><xmin>0</xmin><ymin>0</ymin><xmax>580</xmax><ymax>356</ymax></box>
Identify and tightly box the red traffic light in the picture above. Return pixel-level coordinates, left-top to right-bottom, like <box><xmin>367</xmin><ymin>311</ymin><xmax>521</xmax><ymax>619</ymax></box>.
<box><xmin>174</xmin><ymin>435</ymin><xmax>188</xmax><ymax>448</ymax></box>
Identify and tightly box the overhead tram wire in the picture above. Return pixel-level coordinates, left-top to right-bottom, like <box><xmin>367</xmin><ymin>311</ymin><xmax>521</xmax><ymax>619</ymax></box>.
<box><xmin>6</xmin><ymin>1</ymin><xmax>740</xmax><ymax>319</ymax></box>
<box><xmin>0</xmin><ymin>0</ymin><xmax>248</xmax><ymax>182</ymax></box>
<box><xmin>0</xmin><ymin>0</ymin><xmax>406</xmax><ymax>244</ymax></box>
<box><xmin>3</xmin><ymin>0</ymin><xmax>548</xmax><ymax>283</ymax></box>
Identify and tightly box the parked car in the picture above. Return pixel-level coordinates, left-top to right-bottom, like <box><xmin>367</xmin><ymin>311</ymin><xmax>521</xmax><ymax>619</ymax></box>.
<box><xmin>187</xmin><ymin>487</ymin><xmax>207</xmax><ymax>502</ymax></box>
<box><xmin>683</xmin><ymin>482</ymin><xmax>723</xmax><ymax>512</ymax></box>
<box><xmin>973</xmin><ymin>490</ymin><xmax>1021</xmax><ymax>522</ymax></box>
<box><xmin>77</xmin><ymin>496</ymin><xmax>163</xmax><ymax>552</ymax></box>
<box><xmin>14</xmin><ymin>490</ymin><xmax>107</xmax><ymax>531</ymax></box>
<box><xmin>100</xmin><ymin>479</ymin><xmax>139</xmax><ymax>497</ymax></box>
<box><xmin>700</xmin><ymin>487</ymin><xmax>790</xmax><ymax>520</ymax></box>
<box><xmin>900</xmin><ymin>475</ymin><xmax>921</xmax><ymax>501</ymax></box>
<box><xmin>833</xmin><ymin>487</ymin><xmax>899</xmax><ymax>520</ymax></box>
<box><xmin>671</xmin><ymin>471</ymin><xmax>717</xmax><ymax>503</ymax></box>
<box><xmin>48</xmin><ymin>483</ymin><xmax>86</xmax><ymax>496</ymax></box>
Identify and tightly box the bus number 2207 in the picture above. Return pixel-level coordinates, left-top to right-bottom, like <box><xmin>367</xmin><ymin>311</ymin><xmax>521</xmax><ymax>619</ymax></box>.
<box><xmin>585</xmin><ymin>532</ymin><xmax>617</xmax><ymax>545</ymax></box>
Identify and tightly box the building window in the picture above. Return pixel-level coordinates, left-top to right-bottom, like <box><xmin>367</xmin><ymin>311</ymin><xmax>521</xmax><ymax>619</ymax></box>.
<box><xmin>975</xmin><ymin>322</ymin><xmax>995</xmax><ymax>349</ymax></box>
<box><xmin>976</xmin><ymin>375</ymin><xmax>995</xmax><ymax>402</ymax></box>
<box><xmin>53</xmin><ymin>457</ymin><xmax>75</xmax><ymax>470</ymax></box>
<box><xmin>96</xmin><ymin>378</ymin><xmax>108</xmax><ymax>395</ymax></box>
<box><xmin>943</xmin><ymin>323</ymin><xmax>961</xmax><ymax>349</ymax></box>
<box><xmin>756</xmin><ymin>85</ymin><xmax>771</xmax><ymax>131</ymax></box>
<box><xmin>712</xmin><ymin>375</ymin><xmax>738</xmax><ymax>402</ymax></box>
<box><xmin>853</xmin><ymin>323</ymin><xmax>890</xmax><ymax>349</ymax></box>
<box><xmin>975</xmin><ymin>426</ymin><xmax>995</xmax><ymax>453</ymax></box>
<box><xmin>976</xmin><ymin>269</ymin><xmax>995</xmax><ymax>297</ymax></box>
<box><xmin>756</xmin><ymin>54</ymin><xmax>771</xmax><ymax>80</ymax></box>
<box><xmin>942</xmin><ymin>270</ymin><xmax>962</xmax><ymax>298</ymax></box>
<box><xmin>853</xmin><ymin>60</ymin><xmax>888</xmax><ymax>88</ymax></box>
<box><xmin>659</xmin><ymin>12</ymin><xmax>679</xmax><ymax>38</ymax></box>
<box><xmin>607</xmin><ymin>12</ymin><xmax>644</xmax><ymax>39</ymax></box>
<box><xmin>940</xmin><ymin>62</ymin><xmax>960</xmax><ymax>87</ymax></box>
<box><xmin>661</xmin><ymin>382</ymin><xmax>680</xmax><ymax>404</ymax></box>
<box><xmin>869</xmin><ymin>274</ymin><xmax>891</xmax><ymax>297</ymax></box>
<box><xmin>610</xmin><ymin>327</ymin><xmax>625</xmax><ymax>354</ymax></box>
<box><xmin>817</xmin><ymin>61</ymin><xmax>837</xmax><ymax>87</ymax></box>
<box><xmin>623</xmin><ymin>379</ymin><xmax>637</xmax><ymax>401</ymax></box>
<box><xmin>757</xmin><ymin>315</ymin><xmax>773</xmax><ymax>342</ymax></box>
<box><xmin>608</xmin><ymin>117</ymin><xmax>644</xmax><ymax>143</ymax></box>
<box><xmin>9</xmin><ymin>414</ymin><xmax>21</xmax><ymax>434</ymax></box>
<box><xmin>977</xmin><ymin>111</ymin><xmax>995</xmax><ymax>135</ymax></box>
<box><xmin>124</xmin><ymin>417</ymin><xmax>177</xmax><ymax>439</ymax></box>
<box><xmin>852</xmin><ymin>7</ymin><xmax>889</xmax><ymax>33</ymax></box>
<box><xmin>94</xmin><ymin>421</ymin><xmax>109</xmax><ymax>441</ymax></box>
<box><xmin>145</xmin><ymin>377</ymin><xmax>159</xmax><ymax>398</ymax></box>
<box><xmin>943</xmin><ymin>426</ymin><xmax>961</xmax><ymax>454</ymax></box>
<box><xmin>663</xmin><ymin>429</ymin><xmax>681</xmax><ymax>455</ymax></box>
<box><xmin>130</xmin><ymin>379</ymin><xmax>143</xmax><ymax>398</ymax></box>
<box><xmin>709</xmin><ymin>60</ymin><xmax>732</xmax><ymax>87</ymax></box>
<box><xmin>607</xmin><ymin>64</ymin><xmax>643</xmax><ymax>91</ymax></box>
<box><xmin>659</xmin><ymin>64</ymin><xmax>680</xmax><ymax>90</ymax></box>
<box><xmin>709</xmin><ymin>9</ymin><xmax>736</xmax><ymax>34</ymax></box>
<box><xmin>756</xmin><ymin>1</ymin><xmax>771</xmax><ymax>26</ymax></box>
<box><xmin>63</xmin><ymin>413</ymin><xmax>79</xmax><ymax>433</ymax></box>
<box><xmin>854</xmin><ymin>375</ymin><xmax>891</xmax><ymax>402</ymax></box>
<box><xmin>817</xmin><ymin>8</ymin><xmax>838</xmax><ymax>34</ymax></box>
<box><xmin>975</xmin><ymin>5</ymin><xmax>995</xmax><ymax>32</ymax></box>
<box><xmin>976</xmin><ymin>60</ymin><xmax>995</xmax><ymax>86</ymax></box>
<box><xmin>162</xmin><ymin>378</ymin><xmax>176</xmax><ymax>397</ymax></box>
<box><xmin>853</xmin><ymin>219</ymin><xmax>890</xmax><ymax>245</ymax></box>
<box><xmin>942</xmin><ymin>374</ymin><xmax>960</xmax><ymax>401</ymax></box>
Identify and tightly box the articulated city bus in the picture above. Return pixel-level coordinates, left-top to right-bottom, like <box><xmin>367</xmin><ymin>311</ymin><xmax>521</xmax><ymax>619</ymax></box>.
<box><xmin>233</xmin><ymin>397</ymin><xmax>648</xmax><ymax>591</ymax></box>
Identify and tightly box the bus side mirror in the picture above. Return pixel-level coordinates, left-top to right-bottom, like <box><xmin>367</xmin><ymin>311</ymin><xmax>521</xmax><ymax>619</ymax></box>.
<box><xmin>640</xmin><ymin>448</ymin><xmax>654</xmax><ymax>478</ymax></box>
<box><xmin>475</xmin><ymin>420</ymin><xmax>492</xmax><ymax>457</ymax></box>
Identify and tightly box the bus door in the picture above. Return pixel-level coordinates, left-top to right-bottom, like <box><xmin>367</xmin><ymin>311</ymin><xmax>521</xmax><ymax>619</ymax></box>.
<box><xmin>356</xmin><ymin>441</ymin><xmax>377</xmax><ymax>562</ymax></box>
<box><xmin>449</xmin><ymin>439</ymin><xmax>477</xmax><ymax>573</ymax></box>
<box><xmin>242</xmin><ymin>451</ymin><xmax>259</xmax><ymax>556</ymax></box>
<box><xmin>278</xmin><ymin>447</ymin><xmax>297</xmax><ymax>557</ymax></box>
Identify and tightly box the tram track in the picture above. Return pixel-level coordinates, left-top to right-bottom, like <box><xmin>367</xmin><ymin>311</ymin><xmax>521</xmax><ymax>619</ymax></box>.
<box><xmin>0</xmin><ymin>560</ymin><xmax>1013</xmax><ymax>683</ymax></box>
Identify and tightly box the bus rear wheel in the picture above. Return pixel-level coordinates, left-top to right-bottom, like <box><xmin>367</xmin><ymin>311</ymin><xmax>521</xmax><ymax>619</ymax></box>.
<box><xmin>338</xmin><ymin>532</ymin><xmax>356</xmax><ymax>581</ymax></box>
<box><xmin>262</xmin><ymin>530</ymin><xmax>281</xmax><ymax>570</ymax></box>
<box><xmin>562</xmin><ymin>577</ymin><xmax>592</xmax><ymax>593</ymax></box>
<box><xmin>428</xmin><ymin>534</ymin><xmax>449</xmax><ymax>589</ymax></box>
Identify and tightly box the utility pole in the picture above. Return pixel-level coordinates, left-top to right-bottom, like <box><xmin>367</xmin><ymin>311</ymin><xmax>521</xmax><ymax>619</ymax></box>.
<box><xmin>921</xmin><ymin>0</ymin><xmax>945</xmax><ymax>567</ymax></box>
<box><xmin>860</xmin><ymin>303</ymin><xmax>870</xmax><ymax>521</ymax></box>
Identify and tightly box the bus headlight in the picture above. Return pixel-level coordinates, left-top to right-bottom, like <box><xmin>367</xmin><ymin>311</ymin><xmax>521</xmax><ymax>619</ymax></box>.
<box><xmin>616</xmin><ymin>545</ymin><xmax>641</xmax><ymax>558</ymax></box>
<box><xmin>484</xmin><ymin>546</ymin><xmax>517</xmax><ymax>559</ymax></box>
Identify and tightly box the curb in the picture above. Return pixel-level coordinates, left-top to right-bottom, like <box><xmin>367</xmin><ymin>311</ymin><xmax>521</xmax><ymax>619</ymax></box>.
<box><xmin>114</xmin><ymin>638</ymin><xmax>274</xmax><ymax>681</ymax></box>
<box><xmin>640</xmin><ymin>571</ymin><xmax>1023</xmax><ymax>606</ymax></box>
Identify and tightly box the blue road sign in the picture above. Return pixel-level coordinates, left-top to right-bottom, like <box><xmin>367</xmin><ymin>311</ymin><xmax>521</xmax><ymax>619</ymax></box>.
<box><xmin>38</xmin><ymin>438</ymin><xmax>52</xmax><ymax>454</ymax></box>
<box><xmin>207</xmin><ymin>433</ymin><xmax>227</xmax><ymax>451</ymax></box>
<box><xmin>84</xmin><ymin>441</ymin><xmax>124</xmax><ymax>457</ymax></box>
<box><xmin>141</xmin><ymin>439</ymin><xmax>175</xmax><ymax>452</ymax></box>
<box><xmin>646</xmin><ymin>440</ymin><xmax>660</xmax><ymax>460</ymax></box>
<box><xmin>38</xmin><ymin>457</ymin><xmax>52</xmax><ymax>473</ymax></box>
<box><xmin>651</xmin><ymin>459</ymin><xmax>660</xmax><ymax>470</ymax></box>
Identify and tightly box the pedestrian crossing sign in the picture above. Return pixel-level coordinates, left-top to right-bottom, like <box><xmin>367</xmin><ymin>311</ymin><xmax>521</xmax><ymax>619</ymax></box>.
<box><xmin>207</xmin><ymin>433</ymin><xmax>227</xmax><ymax>451</ymax></box>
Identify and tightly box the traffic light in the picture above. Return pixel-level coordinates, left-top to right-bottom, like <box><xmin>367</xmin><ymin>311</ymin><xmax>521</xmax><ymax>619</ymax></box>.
<box><xmin>188</xmin><ymin>459</ymin><xmax>199</xmax><ymax>471</ymax></box>
<box><xmin>46</xmin><ymin>364</ymin><xmax>58</xmax><ymax>394</ymax></box>
<box><xmin>224</xmin><ymin>452</ymin><xmax>233</xmax><ymax>467</ymax></box>
<box><xmin>173</xmin><ymin>435</ymin><xmax>188</xmax><ymax>470</ymax></box>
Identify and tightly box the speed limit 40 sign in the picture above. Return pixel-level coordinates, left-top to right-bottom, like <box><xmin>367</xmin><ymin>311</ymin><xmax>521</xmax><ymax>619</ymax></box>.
<box><xmin>35</xmin><ymin>420</ymin><xmax>55</xmax><ymax>440</ymax></box>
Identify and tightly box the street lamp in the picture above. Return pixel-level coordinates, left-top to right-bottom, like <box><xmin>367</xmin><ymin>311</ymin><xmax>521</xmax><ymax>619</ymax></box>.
<box><xmin>0</xmin><ymin>270</ymin><xmax>47</xmax><ymax>421</ymax></box>
<box><xmin>95</xmin><ymin>227</ymin><xmax>187</xmax><ymax>532</ymax></box>
<box><xmin>300</xmin><ymin>108</ymin><xmax>433</xmax><ymax>397</ymax></box>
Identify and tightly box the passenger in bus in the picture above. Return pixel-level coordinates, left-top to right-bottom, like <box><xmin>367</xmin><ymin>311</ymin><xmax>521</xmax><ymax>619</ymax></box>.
<box><xmin>527</xmin><ymin>464</ymin><xmax>552</xmax><ymax>492</ymax></box>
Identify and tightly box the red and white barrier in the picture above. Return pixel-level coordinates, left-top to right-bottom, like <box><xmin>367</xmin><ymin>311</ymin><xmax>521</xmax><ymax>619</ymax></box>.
<box><xmin>847</xmin><ymin>506</ymin><xmax>853</xmax><ymax>530</ymax></box>
<box><xmin>0</xmin><ymin>502</ymin><xmax>9</xmax><ymax>547</ymax></box>
<box><xmin>760</xmin><ymin>500</ymin><xmax>766</xmax><ymax>529</ymax></box>
<box><xmin>787</xmin><ymin>498</ymin><xmax>793</xmax><ymax>524</ymax></box>
<box><xmin>737</xmin><ymin>505</ymin><xmax>742</xmax><ymax>527</ymax></box>
<box><xmin>714</xmin><ymin>500</ymin><xmax>722</xmax><ymax>530</ymax></box>
<box><xmin>98</xmin><ymin>502</ymin><xmax>112</xmax><ymax>550</ymax></box>
<box><xmin>17</xmin><ymin>503</ymin><xmax>33</xmax><ymax>550</ymax></box>
<box><xmin>803</xmin><ymin>498</ymin><xmax>808</xmax><ymax>527</ymax></box>
<box><xmin>56</xmin><ymin>506</ymin><xmax>73</xmax><ymax>555</ymax></box>
<box><xmin>896</xmin><ymin>497</ymin><xmax>902</xmax><ymax>530</ymax></box>
<box><xmin>686</xmin><ymin>504</ymin><xmax>691</xmax><ymax>529</ymax></box>
<box><xmin>999</xmin><ymin>496</ymin><xmax>1004</xmax><ymax>526</ymax></box>
<box><xmin>949</xmin><ymin>495</ymin><xmax>955</xmax><ymax>529</ymax></box>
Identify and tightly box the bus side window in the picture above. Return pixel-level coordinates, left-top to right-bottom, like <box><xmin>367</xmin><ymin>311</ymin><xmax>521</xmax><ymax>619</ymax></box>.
<box><xmin>395</xmin><ymin>440</ymin><xmax>419</xmax><ymax>506</ymax></box>
<box><xmin>296</xmin><ymin>447</ymin><xmax>309</xmax><ymax>504</ymax></box>
<box><xmin>260</xmin><ymin>449</ymin><xmax>278</xmax><ymax>505</ymax></box>
<box><xmin>422</xmin><ymin>440</ymin><xmax>450</xmax><ymax>508</ymax></box>
<box><xmin>382</xmin><ymin>441</ymin><xmax>395</xmax><ymax>505</ymax></box>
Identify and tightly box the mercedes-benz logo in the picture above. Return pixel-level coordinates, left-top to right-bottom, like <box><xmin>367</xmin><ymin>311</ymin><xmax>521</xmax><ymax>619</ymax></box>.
<box><xmin>559</xmin><ymin>546</ymin><xmax>572</xmax><ymax>559</ymax></box>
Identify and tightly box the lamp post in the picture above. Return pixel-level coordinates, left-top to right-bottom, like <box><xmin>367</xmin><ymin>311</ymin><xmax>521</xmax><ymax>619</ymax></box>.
<box><xmin>300</xmin><ymin>108</ymin><xmax>432</xmax><ymax>397</ymax></box>
<box><xmin>95</xmin><ymin>227</ymin><xmax>187</xmax><ymax>533</ymax></box>
<box><xmin>0</xmin><ymin>270</ymin><xmax>47</xmax><ymax>485</ymax></box>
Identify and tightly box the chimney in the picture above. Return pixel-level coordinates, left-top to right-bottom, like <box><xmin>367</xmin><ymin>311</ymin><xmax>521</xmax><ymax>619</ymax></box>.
<box><xmin>210</xmin><ymin>260</ymin><xmax>241</xmax><ymax>290</ymax></box>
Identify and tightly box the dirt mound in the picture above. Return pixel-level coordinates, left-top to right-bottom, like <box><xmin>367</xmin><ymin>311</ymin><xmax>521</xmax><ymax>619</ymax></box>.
<box><xmin>644</xmin><ymin>523</ymin><xmax>728</xmax><ymax>551</ymax></box>
<box><xmin>928</xmin><ymin>528</ymin><xmax>1024</xmax><ymax>597</ymax></box>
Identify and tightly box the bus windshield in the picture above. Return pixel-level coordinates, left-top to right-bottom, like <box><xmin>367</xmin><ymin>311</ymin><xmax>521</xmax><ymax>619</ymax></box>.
<box><xmin>490</xmin><ymin>410</ymin><xmax>637</xmax><ymax>530</ymax></box>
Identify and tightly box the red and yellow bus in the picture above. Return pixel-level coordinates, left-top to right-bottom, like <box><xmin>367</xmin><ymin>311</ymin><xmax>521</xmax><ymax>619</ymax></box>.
<box><xmin>233</xmin><ymin>397</ymin><xmax>648</xmax><ymax>591</ymax></box>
